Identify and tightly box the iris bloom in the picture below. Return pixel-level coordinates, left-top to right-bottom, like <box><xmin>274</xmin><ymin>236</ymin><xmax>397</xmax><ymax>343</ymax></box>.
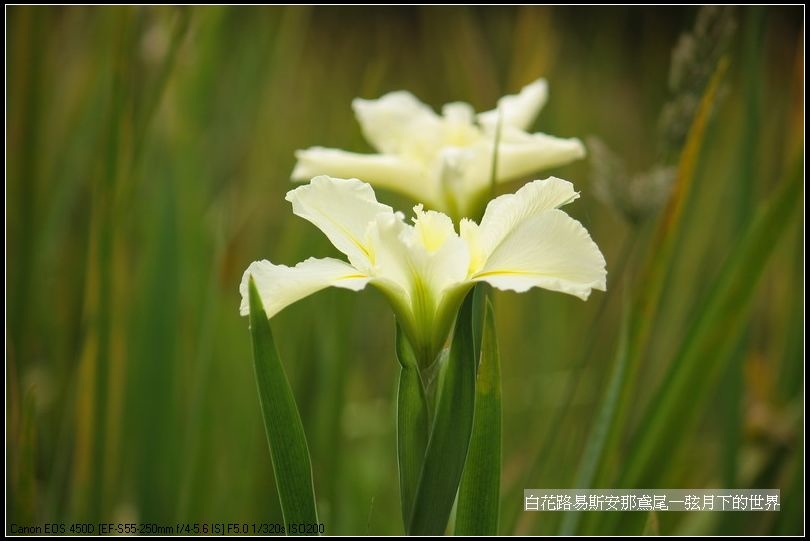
<box><xmin>240</xmin><ymin>175</ymin><xmax>605</xmax><ymax>365</ymax></box>
<box><xmin>292</xmin><ymin>79</ymin><xmax>586</xmax><ymax>221</ymax></box>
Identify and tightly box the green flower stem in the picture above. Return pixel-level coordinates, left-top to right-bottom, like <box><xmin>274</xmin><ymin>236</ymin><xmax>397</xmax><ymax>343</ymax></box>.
<box><xmin>395</xmin><ymin>326</ymin><xmax>430</xmax><ymax>531</ymax></box>
<box><xmin>408</xmin><ymin>291</ymin><xmax>477</xmax><ymax>535</ymax></box>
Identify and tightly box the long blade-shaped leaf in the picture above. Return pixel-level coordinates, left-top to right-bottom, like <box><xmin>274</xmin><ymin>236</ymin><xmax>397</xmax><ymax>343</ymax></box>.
<box><xmin>594</xmin><ymin>158</ymin><xmax>803</xmax><ymax>536</ymax></box>
<box><xmin>471</xmin><ymin>283</ymin><xmax>488</xmax><ymax>367</ymax></box>
<box><xmin>589</xmin><ymin>57</ymin><xmax>729</xmax><ymax>493</ymax></box>
<box><xmin>558</xmin><ymin>300</ymin><xmax>629</xmax><ymax>536</ymax></box>
<box><xmin>248</xmin><ymin>277</ymin><xmax>319</xmax><ymax>530</ymax></box>
<box><xmin>642</xmin><ymin>512</ymin><xmax>660</xmax><ymax>536</ymax></box>
<box><xmin>395</xmin><ymin>325</ymin><xmax>429</xmax><ymax>531</ymax></box>
<box><xmin>456</xmin><ymin>297</ymin><xmax>502</xmax><ymax>535</ymax></box>
<box><xmin>408</xmin><ymin>291</ymin><xmax>477</xmax><ymax>535</ymax></box>
<box><xmin>621</xmin><ymin>157</ymin><xmax>802</xmax><ymax>488</ymax></box>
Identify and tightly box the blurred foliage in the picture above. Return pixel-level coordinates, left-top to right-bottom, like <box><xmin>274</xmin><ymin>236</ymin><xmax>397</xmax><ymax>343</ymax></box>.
<box><xmin>6</xmin><ymin>6</ymin><xmax>803</xmax><ymax>535</ymax></box>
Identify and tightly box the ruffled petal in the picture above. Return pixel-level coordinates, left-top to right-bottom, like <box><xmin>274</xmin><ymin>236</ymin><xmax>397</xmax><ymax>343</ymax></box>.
<box><xmin>495</xmin><ymin>130</ymin><xmax>586</xmax><ymax>182</ymax></box>
<box><xmin>239</xmin><ymin>257</ymin><xmax>370</xmax><ymax>317</ymax></box>
<box><xmin>352</xmin><ymin>91</ymin><xmax>443</xmax><ymax>157</ymax></box>
<box><xmin>472</xmin><ymin>177</ymin><xmax>581</xmax><ymax>268</ymax></box>
<box><xmin>473</xmin><ymin>209</ymin><xmax>606</xmax><ymax>300</ymax></box>
<box><xmin>478</xmin><ymin>78</ymin><xmax>548</xmax><ymax>132</ymax></box>
<box><xmin>285</xmin><ymin>175</ymin><xmax>394</xmax><ymax>269</ymax></box>
<box><xmin>292</xmin><ymin>148</ymin><xmax>441</xmax><ymax>209</ymax></box>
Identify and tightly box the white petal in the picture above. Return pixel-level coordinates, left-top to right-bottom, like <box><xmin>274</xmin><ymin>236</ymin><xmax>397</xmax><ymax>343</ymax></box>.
<box><xmin>428</xmin><ymin>146</ymin><xmax>482</xmax><ymax>220</ymax></box>
<box><xmin>366</xmin><ymin>208</ymin><xmax>469</xmax><ymax>308</ymax></box>
<box><xmin>440</xmin><ymin>102</ymin><xmax>482</xmax><ymax>148</ymax></box>
<box><xmin>478</xmin><ymin>78</ymin><xmax>548</xmax><ymax>131</ymax></box>
<box><xmin>405</xmin><ymin>208</ymin><xmax>471</xmax><ymax>357</ymax></box>
<box><xmin>473</xmin><ymin>209</ymin><xmax>606</xmax><ymax>300</ymax></box>
<box><xmin>292</xmin><ymin>147</ymin><xmax>441</xmax><ymax>209</ymax></box>
<box><xmin>367</xmin><ymin>209</ymin><xmax>471</xmax><ymax>358</ymax></box>
<box><xmin>367</xmin><ymin>207</ymin><xmax>470</xmax><ymax>307</ymax></box>
<box><xmin>474</xmin><ymin>177</ymin><xmax>581</xmax><ymax>267</ymax></box>
<box><xmin>239</xmin><ymin>258</ymin><xmax>370</xmax><ymax>317</ymax></box>
<box><xmin>435</xmin><ymin>133</ymin><xmax>586</xmax><ymax>219</ymax></box>
<box><xmin>495</xmin><ymin>130</ymin><xmax>586</xmax><ymax>182</ymax></box>
<box><xmin>365</xmin><ymin>211</ymin><xmax>413</xmax><ymax>300</ymax></box>
<box><xmin>409</xmin><ymin>206</ymin><xmax>471</xmax><ymax>295</ymax></box>
<box><xmin>442</xmin><ymin>101</ymin><xmax>476</xmax><ymax>125</ymax></box>
<box><xmin>352</xmin><ymin>91</ymin><xmax>443</xmax><ymax>157</ymax></box>
<box><xmin>459</xmin><ymin>218</ymin><xmax>485</xmax><ymax>275</ymax></box>
<box><xmin>285</xmin><ymin>175</ymin><xmax>394</xmax><ymax>269</ymax></box>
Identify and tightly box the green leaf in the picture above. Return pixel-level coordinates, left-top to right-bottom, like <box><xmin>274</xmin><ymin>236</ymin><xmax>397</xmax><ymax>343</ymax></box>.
<box><xmin>558</xmin><ymin>301</ymin><xmax>629</xmax><ymax>536</ymax></box>
<box><xmin>720</xmin><ymin>5</ymin><xmax>766</xmax><ymax>490</ymax></box>
<box><xmin>642</xmin><ymin>511</ymin><xmax>660</xmax><ymax>536</ymax></box>
<box><xmin>620</xmin><ymin>157</ymin><xmax>802</xmax><ymax>490</ymax></box>
<box><xmin>408</xmin><ymin>291</ymin><xmax>477</xmax><ymax>535</ymax></box>
<box><xmin>248</xmin><ymin>277</ymin><xmax>319</xmax><ymax>531</ymax></box>
<box><xmin>589</xmin><ymin>58</ymin><xmax>729</xmax><ymax>493</ymax></box>
<box><xmin>595</xmin><ymin>159</ymin><xmax>801</xmax><ymax>537</ymax></box>
<box><xmin>456</xmin><ymin>297</ymin><xmax>501</xmax><ymax>535</ymax></box>
<box><xmin>471</xmin><ymin>283</ymin><xmax>488</xmax><ymax>368</ymax></box>
<box><xmin>395</xmin><ymin>325</ymin><xmax>429</xmax><ymax>532</ymax></box>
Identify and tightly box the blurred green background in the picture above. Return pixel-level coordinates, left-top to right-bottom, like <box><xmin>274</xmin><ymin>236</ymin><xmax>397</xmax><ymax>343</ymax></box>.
<box><xmin>6</xmin><ymin>6</ymin><xmax>803</xmax><ymax>535</ymax></box>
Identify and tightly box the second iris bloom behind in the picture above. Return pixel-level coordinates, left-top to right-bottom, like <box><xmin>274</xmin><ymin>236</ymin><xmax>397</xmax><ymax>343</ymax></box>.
<box><xmin>292</xmin><ymin>78</ymin><xmax>586</xmax><ymax>221</ymax></box>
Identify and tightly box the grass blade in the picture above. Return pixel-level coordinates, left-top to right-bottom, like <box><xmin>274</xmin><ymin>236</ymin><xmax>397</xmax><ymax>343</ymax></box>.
<box><xmin>558</xmin><ymin>300</ymin><xmax>629</xmax><ymax>535</ymax></box>
<box><xmin>595</xmin><ymin>156</ymin><xmax>801</xmax><ymax>538</ymax></box>
<box><xmin>721</xmin><ymin>6</ymin><xmax>765</xmax><ymax>489</ymax></box>
<box><xmin>589</xmin><ymin>57</ymin><xmax>729</xmax><ymax>494</ymax></box>
<box><xmin>408</xmin><ymin>291</ymin><xmax>476</xmax><ymax>535</ymax></box>
<box><xmin>395</xmin><ymin>325</ymin><xmax>429</xmax><ymax>532</ymax></box>
<box><xmin>642</xmin><ymin>512</ymin><xmax>660</xmax><ymax>536</ymax></box>
<box><xmin>620</xmin><ymin>156</ymin><xmax>802</xmax><ymax>489</ymax></box>
<box><xmin>456</xmin><ymin>297</ymin><xmax>501</xmax><ymax>535</ymax></box>
<box><xmin>248</xmin><ymin>277</ymin><xmax>319</xmax><ymax>529</ymax></box>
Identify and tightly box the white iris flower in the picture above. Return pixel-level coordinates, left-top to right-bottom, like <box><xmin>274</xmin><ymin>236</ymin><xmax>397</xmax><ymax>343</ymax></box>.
<box><xmin>240</xmin><ymin>175</ymin><xmax>605</xmax><ymax>365</ymax></box>
<box><xmin>292</xmin><ymin>79</ymin><xmax>586</xmax><ymax>221</ymax></box>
